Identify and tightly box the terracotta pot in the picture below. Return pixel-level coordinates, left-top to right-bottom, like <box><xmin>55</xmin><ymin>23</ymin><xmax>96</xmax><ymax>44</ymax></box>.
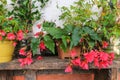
<box><xmin>0</xmin><ymin>40</ymin><xmax>15</xmax><ymax>63</ymax></box>
<box><xmin>57</xmin><ymin>46</ymin><xmax>80</xmax><ymax>59</ymax></box>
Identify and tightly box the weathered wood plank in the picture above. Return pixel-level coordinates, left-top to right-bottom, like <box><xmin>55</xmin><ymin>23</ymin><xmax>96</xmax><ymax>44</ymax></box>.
<box><xmin>0</xmin><ymin>57</ymin><xmax>68</xmax><ymax>70</ymax></box>
<box><xmin>0</xmin><ymin>57</ymin><xmax>119</xmax><ymax>70</ymax></box>
<box><xmin>0</xmin><ymin>71</ymin><xmax>13</xmax><ymax>80</ymax></box>
<box><xmin>7</xmin><ymin>71</ymin><xmax>13</xmax><ymax>80</ymax></box>
<box><xmin>25</xmin><ymin>70</ymin><xmax>36</xmax><ymax>80</ymax></box>
<box><xmin>0</xmin><ymin>71</ymin><xmax>7</xmax><ymax>80</ymax></box>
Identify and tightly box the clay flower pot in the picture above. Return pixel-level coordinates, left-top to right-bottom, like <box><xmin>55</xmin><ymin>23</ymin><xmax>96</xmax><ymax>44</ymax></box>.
<box><xmin>57</xmin><ymin>46</ymin><xmax>80</xmax><ymax>59</ymax></box>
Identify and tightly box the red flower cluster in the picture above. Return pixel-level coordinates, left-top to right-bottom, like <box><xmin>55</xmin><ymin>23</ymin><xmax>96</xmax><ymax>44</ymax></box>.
<box><xmin>39</xmin><ymin>41</ymin><xmax>46</xmax><ymax>51</ymax></box>
<box><xmin>18</xmin><ymin>51</ymin><xmax>33</xmax><ymax>66</ymax></box>
<box><xmin>0</xmin><ymin>30</ymin><xmax>24</xmax><ymax>46</ymax></box>
<box><xmin>18</xmin><ymin>47</ymin><xmax>43</xmax><ymax>66</ymax></box>
<box><xmin>65</xmin><ymin>50</ymin><xmax>114</xmax><ymax>73</ymax></box>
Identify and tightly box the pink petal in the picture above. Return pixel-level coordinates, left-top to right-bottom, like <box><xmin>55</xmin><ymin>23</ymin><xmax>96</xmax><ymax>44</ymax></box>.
<box><xmin>13</xmin><ymin>42</ymin><xmax>17</xmax><ymax>47</ymax></box>
<box><xmin>65</xmin><ymin>65</ymin><xmax>73</xmax><ymax>73</ymax></box>
<box><xmin>37</xmin><ymin>56</ymin><xmax>43</xmax><ymax>60</ymax></box>
<box><xmin>72</xmin><ymin>58</ymin><xmax>81</xmax><ymax>66</ymax></box>
<box><xmin>37</xmin><ymin>24</ymin><xmax>41</xmax><ymax>29</ymax></box>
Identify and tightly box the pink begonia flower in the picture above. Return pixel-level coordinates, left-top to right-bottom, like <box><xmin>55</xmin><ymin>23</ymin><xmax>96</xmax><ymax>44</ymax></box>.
<box><xmin>18</xmin><ymin>58</ymin><xmax>25</xmax><ymax>66</ymax></box>
<box><xmin>102</xmin><ymin>41</ymin><xmax>109</xmax><ymax>48</ymax></box>
<box><xmin>70</xmin><ymin>49</ymin><xmax>77</xmax><ymax>58</ymax></box>
<box><xmin>65</xmin><ymin>65</ymin><xmax>73</xmax><ymax>73</ymax></box>
<box><xmin>71</xmin><ymin>58</ymin><xmax>81</xmax><ymax>66</ymax></box>
<box><xmin>0</xmin><ymin>30</ymin><xmax>6</xmax><ymax>36</ymax></box>
<box><xmin>34</xmin><ymin>32</ymin><xmax>40</xmax><ymax>38</ymax></box>
<box><xmin>99</xmin><ymin>51</ymin><xmax>109</xmax><ymax>61</ymax></box>
<box><xmin>17</xmin><ymin>30</ymin><xmax>24</xmax><ymax>41</ymax></box>
<box><xmin>13</xmin><ymin>42</ymin><xmax>17</xmax><ymax>47</ymax></box>
<box><xmin>37</xmin><ymin>56</ymin><xmax>43</xmax><ymax>60</ymax></box>
<box><xmin>18</xmin><ymin>51</ymin><xmax>33</xmax><ymax>66</ymax></box>
<box><xmin>94</xmin><ymin>57</ymin><xmax>99</xmax><ymax>68</ymax></box>
<box><xmin>109</xmin><ymin>53</ymin><xmax>114</xmax><ymax>60</ymax></box>
<box><xmin>37</xmin><ymin>24</ymin><xmax>41</xmax><ymax>29</ymax></box>
<box><xmin>24</xmin><ymin>57</ymin><xmax>33</xmax><ymax>65</ymax></box>
<box><xmin>19</xmin><ymin>48</ymin><xmax>26</xmax><ymax>56</ymax></box>
<box><xmin>80</xmin><ymin>60</ymin><xmax>89</xmax><ymax>70</ymax></box>
<box><xmin>99</xmin><ymin>61</ymin><xmax>109</xmax><ymax>68</ymax></box>
<box><xmin>7</xmin><ymin>33</ymin><xmax>16</xmax><ymax>40</ymax></box>
<box><xmin>18</xmin><ymin>57</ymin><xmax>33</xmax><ymax>66</ymax></box>
<box><xmin>84</xmin><ymin>50</ymin><xmax>96</xmax><ymax>63</ymax></box>
<box><xmin>108</xmin><ymin>53</ymin><xmax>114</xmax><ymax>64</ymax></box>
<box><xmin>0</xmin><ymin>36</ymin><xmax>2</xmax><ymax>40</ymax></box>
<box><xmin>39</xmin><ymin>41</ymin><xmax>46</xmax><ymax>51</ymax></box>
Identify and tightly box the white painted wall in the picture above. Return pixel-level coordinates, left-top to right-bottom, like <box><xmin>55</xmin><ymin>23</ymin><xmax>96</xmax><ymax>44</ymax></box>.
<box><xmin>33</xmin><ymin>0</ymin><xmax>78</xmax><ymax>33</ymax></box>
<box><xmin>6</xmin><ymin>0</ymin><xmax>77</xmax><ymax>33</ymax></box>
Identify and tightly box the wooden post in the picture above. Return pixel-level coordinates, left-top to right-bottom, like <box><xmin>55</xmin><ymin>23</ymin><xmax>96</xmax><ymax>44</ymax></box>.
<box><xmin>111</xmin><ymin>68</ymin><xmax>119</xmax><ymax>80</ymax></box>
<box><xmin>0</xmin><ymin>71</ymin><xmax>13</xmax><ymax>80</ymax></box>
<box><xmin>25</xmin><ymin>70</ymin><xmax>36</xmax><ymax>80</ymax></box>
<box><xmin>0</xmin><ymin>71</ymin><xmax>7</xmax><ymax>80</ymax></box>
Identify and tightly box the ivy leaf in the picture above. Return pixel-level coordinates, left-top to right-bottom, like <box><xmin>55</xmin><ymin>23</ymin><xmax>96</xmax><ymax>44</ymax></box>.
<box><xmin>43</xmin><ymin>35</ymin><xmax>55</xmax><ymax>54</ymax></box>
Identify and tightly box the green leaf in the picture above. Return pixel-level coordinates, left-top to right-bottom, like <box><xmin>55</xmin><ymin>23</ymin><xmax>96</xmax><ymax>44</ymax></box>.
<box><xmin>42</xmin><ymin>21</ymin><xmax>56</xmax><ymax>28</ymax></box>
<box><xmin>83</xmin><ymin>27</ymin><xmax>101</xmax><ymax>41</ymax></box>
<box><xmin>90</xmin><ymin>33</ymin><xmax>101</xmax><ymax>41</ymax></box>
<box><xmin>61</xmin><ymin>36</ymin><xmax>69</xmax><ymax>48</ymax></box>
<box><xmin>112</xmin><ymin>27</ymin><xmax>120</xmax><ymax>37</ymax></box>
<box><xmin>43</xmin><ymin>27</ymin><xmax>65</xmax><ymax>39</ymax></box>
<box><xmin>43</xmin><ymin>35</ymin><xmax>55</xmax><ymax>54</ymax></box>
<box><xmin>64</xmin><ymin>24</ymin><xmax>74</xmax><ymax>33</ymax></box>
<box><xmin>88</xmin><ymin>41</ymin><xmax>95</xmax><ymax>49</ymax></box>
<box><xmin>30</xmin><ymin>38</ymin><xmax>40</xmax><ymax>56</ymax></box>
<box><xmin>70</xmin><ymin>27</ymin><xmax>81</xmax><ymax>49</ymax></box>
<box><xmin>60</xmin><ymin>42</ymin><xmax>67</xmax><ymax>52</ymax></box>
<box><xmin>23</xmin><ymin>0</ymin><xmax>28</xmax><ymax>5</ymax></box>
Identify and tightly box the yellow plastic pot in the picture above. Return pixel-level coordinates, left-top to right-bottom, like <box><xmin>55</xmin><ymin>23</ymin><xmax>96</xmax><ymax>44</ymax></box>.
<box><xmin>0</xmin><ymin>40</ymin><xmax>15</xmax><ymax>63</ymax></box>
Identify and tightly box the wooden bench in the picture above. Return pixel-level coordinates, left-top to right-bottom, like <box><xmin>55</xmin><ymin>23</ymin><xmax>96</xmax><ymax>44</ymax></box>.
<box><xmin>0</xmin><ymin>57</ymin><xmax>119</xmax><ymax>80</ymax></box>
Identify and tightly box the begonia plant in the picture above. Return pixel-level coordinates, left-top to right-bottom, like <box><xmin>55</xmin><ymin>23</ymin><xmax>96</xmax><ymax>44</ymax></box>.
<box><xmin>60</xmin><ymin>0</ymin><xmax>117</xmax><ymax>72</ymax></box>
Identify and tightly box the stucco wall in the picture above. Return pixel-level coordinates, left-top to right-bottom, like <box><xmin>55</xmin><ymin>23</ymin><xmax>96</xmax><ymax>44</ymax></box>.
<box><xmin>7</xmin><ymin>0</ymin><xmax>77</xmax><ymax>33</ymax></box>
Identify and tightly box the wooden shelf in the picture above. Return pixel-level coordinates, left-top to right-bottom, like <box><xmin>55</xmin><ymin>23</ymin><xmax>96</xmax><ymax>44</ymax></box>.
<box><xmin>0</xmin><ymin>56</ymin><xmax>120</xmax><ymax>70</ymax></box>
<box><xmin>0</xmin><ymin>57</ymin><xmax>68</xmax><ymax>70</ymax></box>
<box><xmin>0</xmin><ymin>57</ymin><xmax>120</xmax><ymax>80</ymax></box>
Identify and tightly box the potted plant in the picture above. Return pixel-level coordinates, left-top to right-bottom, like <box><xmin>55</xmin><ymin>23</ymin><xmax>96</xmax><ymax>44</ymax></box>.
<box><xmin>34</xmin><ymin>0</ymin><xmax>117</xmax><ymax>72</ymax></box>
<box><xmin>0</xmin><ymin>1</ymin><xmax>26</xmax><ymax>63</ymax></box>
<box><xmin>10</xmin><ymin>0</ymin><xmax>51</xmax><ymax>66</ymax></box>
<box><xmin>59</xmin><ymin>0</ymin><xmax>117</xmax><ymax>72</ymax></box>
<box><xmin>42</xmin><ymin>22</ymin><xmax>81</xmax><ymax>59</ymax></box>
